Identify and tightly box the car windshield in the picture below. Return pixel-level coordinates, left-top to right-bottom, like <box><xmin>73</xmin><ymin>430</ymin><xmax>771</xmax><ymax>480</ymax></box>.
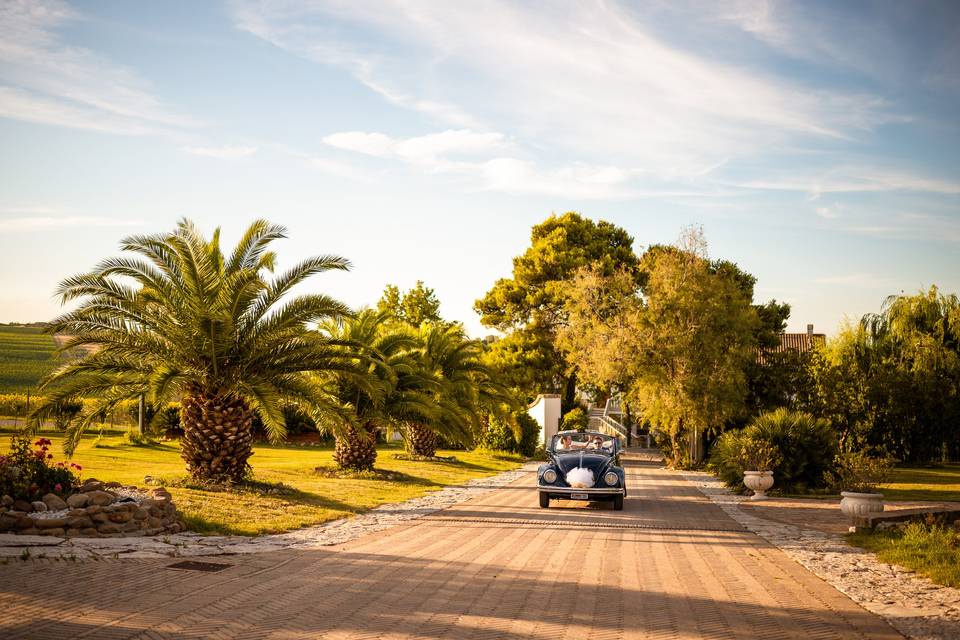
<box><xmin>552</xmin><ymin>432</ymin><xmax>616</xmax><ymax>455</ymax></box>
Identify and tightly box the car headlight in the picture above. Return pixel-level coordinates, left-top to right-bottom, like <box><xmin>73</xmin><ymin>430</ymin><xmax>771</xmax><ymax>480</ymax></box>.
<box><xmin>542</xmin><ymin>469</ymin><xmax>558</xmax><ymax>484</ymax></box>
<box><xmin>604</xmin><ymin>471</ymin><xmax>619</xmax><ymax>486</ymax></box>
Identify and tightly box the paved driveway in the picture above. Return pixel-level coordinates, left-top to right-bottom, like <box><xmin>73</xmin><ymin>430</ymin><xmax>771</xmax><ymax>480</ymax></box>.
<box><xmin>0</xmin><ymin>453</ymin><xmax>900</xmax><ymax>639</ymax></box>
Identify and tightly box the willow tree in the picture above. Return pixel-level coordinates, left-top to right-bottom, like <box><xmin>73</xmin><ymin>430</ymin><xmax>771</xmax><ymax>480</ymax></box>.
<box><xmin>31</xmin><ymin>219</ymin><xmax>356</xmax><ymax>483</ymax></box>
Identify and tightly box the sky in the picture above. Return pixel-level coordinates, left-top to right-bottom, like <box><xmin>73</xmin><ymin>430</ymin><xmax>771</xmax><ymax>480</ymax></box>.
<box><xmin>0</xmin><ymin>0</ymin><xmax>958</xmax><ymax>338</ymax></box>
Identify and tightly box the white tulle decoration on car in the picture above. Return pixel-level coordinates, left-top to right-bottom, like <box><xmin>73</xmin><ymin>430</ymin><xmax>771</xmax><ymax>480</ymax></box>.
<box><xmin>566</xmin><ymin>467</ymin><xmax>595</xmax><ymax>488</ymax></box>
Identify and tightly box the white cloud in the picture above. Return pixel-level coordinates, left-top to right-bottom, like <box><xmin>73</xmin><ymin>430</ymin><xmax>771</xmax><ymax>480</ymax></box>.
<box><xmin>0</xmin><ymin>0</ymin><xmax>196</xmax><ymax>135</ymax></box>
<box><xmin>232</xmin><ymin>0</ymin><xmax>898</xmax><ymax>182</ymax></box>
<box><xmin>184</xmin><ymin>145</ymin><xmax>258</xmax><ymax>159</ymax></box>
<box><xmin>324</xmin><ymin>129</ymin><xmax>509</xmax><ymax>166</ymax></box>
<box><xmin>731</xmin><ymin>167</ymin><xmax>960</xmax><ymax>197</ymax></box>
<box><xmin>0</xmin><ymin>216</ymin><xmax>144</xmax><ymax>231</ymax></box>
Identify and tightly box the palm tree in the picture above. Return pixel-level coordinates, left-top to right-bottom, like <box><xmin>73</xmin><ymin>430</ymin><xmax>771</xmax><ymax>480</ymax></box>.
<box><xmin>31</xmin><ymin>219</ymin><xmax>357</xmax><ymax>484</ymax></box>
<box><xmin>322</xmin><ymin>310</ymin><xmax>436</xmax><ymax>471</ymax></box>
<box><xmin>405</xmin><ymin>323</ymin><xmax>516</xmax><ymax>457</ymax></box>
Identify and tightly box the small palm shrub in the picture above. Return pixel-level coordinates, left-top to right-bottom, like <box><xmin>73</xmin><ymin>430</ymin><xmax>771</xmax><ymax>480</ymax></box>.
<box><xmin>709</xmin><ymin>408</ymin><xmax>838</xmax><ymax>492</ymax></box>
<box><xmin>561</xmin><ymin>407</ymin><xmax>588</xmax><ymax>432</ymax></box>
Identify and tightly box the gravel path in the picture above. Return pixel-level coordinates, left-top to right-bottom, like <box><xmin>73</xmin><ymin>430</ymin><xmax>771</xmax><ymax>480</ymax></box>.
<box><xmin>0</xmin><ymin>463</ymin><xmax>537</xmax><ymax>560</ymax></box>
<box><xmin>682</xmin><ymin>468</ymin><xmax>960</xmax><ymax>640</ymax></box>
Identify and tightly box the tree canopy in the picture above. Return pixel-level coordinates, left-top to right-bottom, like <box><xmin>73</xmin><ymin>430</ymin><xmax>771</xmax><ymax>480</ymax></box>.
<box><xmin>475</xmin><ymin>212</ymin><xmax>638</xmax><ymax>402</ymax></box>
<box><xmin>378</xmin><ymin>281</ymin><xmax>444</xmax><ymax>327</ymax></box>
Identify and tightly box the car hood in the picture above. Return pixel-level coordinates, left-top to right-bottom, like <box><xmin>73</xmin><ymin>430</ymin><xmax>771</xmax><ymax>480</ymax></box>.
<box><xmin>554</xmin><ymin>452</ymin><xmax>613</xmax><ymax>477</ymax></box>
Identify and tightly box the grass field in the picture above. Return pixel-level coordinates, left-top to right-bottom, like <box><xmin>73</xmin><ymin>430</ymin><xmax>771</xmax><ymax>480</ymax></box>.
<box><xmin>0</xmin><ymin>430</ymin><xmax>524</xmax><ymax>536</ymax></box>
<box><xmin>0</xmin><ymin>324</ymin><xmax>57</xmax><ymax>393</ymax></box>
<box><xmin>849</xmin><ymin>521</ymin><xmax>960</xmax><ymax>587</ymax></box>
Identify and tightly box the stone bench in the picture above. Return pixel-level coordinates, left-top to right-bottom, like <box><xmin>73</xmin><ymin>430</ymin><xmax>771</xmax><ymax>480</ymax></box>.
<box><xmin>854</xmin><ymin>506</ymin><xmax>960</xmax><ymax>530</ymax></box>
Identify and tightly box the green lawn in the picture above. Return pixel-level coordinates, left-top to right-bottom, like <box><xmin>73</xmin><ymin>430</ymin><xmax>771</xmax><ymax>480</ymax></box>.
<box><xmin>880</xmin><ymin>464</ymin><xmax>960</xmax><ymax>502</ymax></box>
<box><xmin>0</xmin><ymin>324</ymin><xmax>57</xmax><ymax>393</ymax></box>
<box><xmin>1</xmin><ymin>432</ymin><xmax>523</xmax><ymax>536</ymax></box>
<box><xmin>849</xmin><ymin>521</ymin><xmax>960</xmax><ymax>588</ymax></box>
<box><xmin>776</xmin><ymin>464</ymin><xmax>960</xmax><ymax>502</ymax></box>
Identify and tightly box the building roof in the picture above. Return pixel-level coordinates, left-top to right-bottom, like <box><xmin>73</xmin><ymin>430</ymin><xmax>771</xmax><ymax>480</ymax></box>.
<box><xmin>756</xmin><ymin>331</ymin><xmax>826</xmax><ymax>365</ymax></box>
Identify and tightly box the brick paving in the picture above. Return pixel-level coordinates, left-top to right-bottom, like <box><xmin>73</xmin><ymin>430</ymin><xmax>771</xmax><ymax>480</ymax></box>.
<box><xmin>0</xmin><ymin>453</ymin><xmax>901</xmax><ymax>639</ymax></box>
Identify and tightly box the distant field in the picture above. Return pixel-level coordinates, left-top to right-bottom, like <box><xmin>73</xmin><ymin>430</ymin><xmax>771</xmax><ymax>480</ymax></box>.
<box><xmin>0</xmin><ymin>324</ymin><xmax>57</xmax><ymax>392</ymax></box>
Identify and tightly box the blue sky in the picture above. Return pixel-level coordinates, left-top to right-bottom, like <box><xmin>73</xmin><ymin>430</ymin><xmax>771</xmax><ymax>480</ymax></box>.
<box><xmin>1</xmin><ymin>0</ymin><xmax>958</xmax><ymax>337</ymax></box>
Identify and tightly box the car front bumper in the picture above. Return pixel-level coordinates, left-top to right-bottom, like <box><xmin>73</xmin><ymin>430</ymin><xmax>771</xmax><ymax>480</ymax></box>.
<box><xmin>538</xmin><ymin>486</ymin><xmax>625</xmax><ymax>497</ymax></box>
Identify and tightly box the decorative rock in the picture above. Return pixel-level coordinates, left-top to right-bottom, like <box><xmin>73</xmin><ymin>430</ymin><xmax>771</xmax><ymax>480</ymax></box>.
<box><xmin>66</xmin><ymin>493</ymin><xmax>89</xmax><ymax>509</ymax></box>
<box><xmin>104</xmin><ymin>481</ymin><xmax>122</xmax><ymax>489</ymax></box>
<box><xmin>96</xmin><ymin>523</ymin><xmax>122</xmax><ymax>534</ymax></box>
<box><xmin>12</xmin><ymin>500</ymin><xmax>33</xmax><ymax>513</ymax></box>
<box><xmin>41</xmin><ymin>493</ymin><xmax>68</xmax><ymax>511</ymax></box>
<box><xmin>37</xmin><ymin>527</ymin><xmax>65</xmax><ymax>537</ymax></box>
<box><xmin>108</xmin><ymin>511</ymin><xmax>132</xmax><ymax>524</ymax></box>
<box><xmin>80</xmin><ymin>480</ymin><xmax>103</xmax><ymax>492</ymax></box>
<box><xmin>0</xmin><ymin>514</ymin><xmax>17</xmax><ymax>530</ymax></box>
<box><xmin>31</xmin><ymin>501</ymin><xmax>48</xmax><ymax>513</ymax></box>
<box><xmin>65</xmin><ymin>515</ymin><xmax>93</xmax><ymax>529</ymax></box>
<box><xmin>1</xmin><ymin>495</ymin><xmax>12</xmax><ymax>507</ymax></box>
<box><xmin>87</xmin><ymin>491</ymin><xmax>115</xmax><ymax>507</ymax></box>
<box><xmin>36</xmin><ymin>517</ymin><xmax>68</xmax><ymax>529</ymax></box>
<box><xmin>133</xmin><ymin>508</ymin><xmax>149</xmax><ymax>521</ymax></box>
<box><xmin>84</xmin><ymin>505</ymin><xmax>102</xmax><ymax>515</ymax></box>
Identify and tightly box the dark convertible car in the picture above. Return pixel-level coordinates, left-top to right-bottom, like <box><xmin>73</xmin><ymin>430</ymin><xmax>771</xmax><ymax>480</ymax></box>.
<box><xmin>538</xmin><ymin>430</ymin><xmax>626</xmax><ymax>510</ymax></box>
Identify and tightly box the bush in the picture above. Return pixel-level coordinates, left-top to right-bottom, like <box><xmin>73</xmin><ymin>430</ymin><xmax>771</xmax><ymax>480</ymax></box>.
<box><xmin>709</xmin><ymin>408</ymin><xmax>838</xmax><ymax>492</ymax></box>
<box><xmin>480</xmin><ymin>414</ymin><xmax>516</xmax><ymax>452</ymax></box>
<box><xmin>513</xmin><ymin>412</ymin><xmax>540</xmax><ymax>457</ymax></box>
<box><xmin>827</xmin><ymin>450</ymin><xmax>896</xmax><ymax>493</ymax></box>
<box><xmin>561</xmin><ymin>407</ymin><xmax>588</xmax><ymax>432</ymax></box>
<box><xmin>0</xmin><ymin>436</ymin><xmax>80</xmax><ymax>500</ymax></box>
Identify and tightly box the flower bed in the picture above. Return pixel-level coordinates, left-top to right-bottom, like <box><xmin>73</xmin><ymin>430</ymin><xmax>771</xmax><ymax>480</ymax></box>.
<box><xmin>0</xmin><ymin>435</ymin><xmax>185</xmax><ymax>537</ymax></box>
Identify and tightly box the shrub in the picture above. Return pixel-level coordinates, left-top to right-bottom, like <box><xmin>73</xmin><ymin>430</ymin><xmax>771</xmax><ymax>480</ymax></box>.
<box><xmin>0</xmin><ymin>436</ymin><xmax>80</xmax><ymax>500</ymax></box>
<box><xmin>480</xmin><ymin>414</ymin><xmax>517</xmax><ymax>452</ymax></box>
<box><xmin>740</xmin><ymin>436</ymin><xmax>781</xmax><ymax>472</ymax></box>
<box><xmin>827</xmin><ymin>450</ymin><xmax>896</xmax><ymax>493</ymax></box>
<box><xmin>560</xmin><ymin>407</ymin><xmax>588</xmax><ymax>432</ymax></box>
<box><xmin>512</xmin><ymin>412</ymin><xmax>540</xmax><ymax>457</ymax></box>
<box><xmin>709</xmin><ymin>408</ymin><xmax>838</xmax><ymax>492</ymax></box>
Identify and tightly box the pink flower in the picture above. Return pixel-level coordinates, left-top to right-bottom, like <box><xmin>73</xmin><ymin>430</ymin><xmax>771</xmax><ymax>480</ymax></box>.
<box><xmin>54</xmin><ymin>483</ymin><xmax>62</xmax><ymax>492</ymax></box>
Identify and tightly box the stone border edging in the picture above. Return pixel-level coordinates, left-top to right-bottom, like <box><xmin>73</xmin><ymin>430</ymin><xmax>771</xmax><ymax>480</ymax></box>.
<box><xmin>680</xmin><ymin>468</ymin><xmax>960</xmax><ymax>640</ymax></box>
<box><xmin>0</xmin><ymin>463</ymin><xmax>538</xmax><ymax>561</ymax></box>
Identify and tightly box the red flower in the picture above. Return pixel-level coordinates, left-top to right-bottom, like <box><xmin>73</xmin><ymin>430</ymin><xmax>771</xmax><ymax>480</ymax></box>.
<box><xmin>54</xmin><ymin>483</ymin><xmax>62</xmax><ymax>492</ymax></box>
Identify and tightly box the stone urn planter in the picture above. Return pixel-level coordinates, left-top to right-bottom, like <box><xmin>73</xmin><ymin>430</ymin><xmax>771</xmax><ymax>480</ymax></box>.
<box><xmin>743</xmin><ymin>470</ymin><xmax>774</xmax><ymax>500</ymax></box>
<box><xmin>840</xmin><ymin>491</ymin><xmax>884</xmax><ymax>519</ymax></box>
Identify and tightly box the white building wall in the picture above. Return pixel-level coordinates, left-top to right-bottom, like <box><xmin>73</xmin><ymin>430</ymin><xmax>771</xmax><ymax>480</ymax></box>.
<box><xmin>527</xmin><ymin>394</ymin><xmax>561</xmax><ymax>447</ymax></box>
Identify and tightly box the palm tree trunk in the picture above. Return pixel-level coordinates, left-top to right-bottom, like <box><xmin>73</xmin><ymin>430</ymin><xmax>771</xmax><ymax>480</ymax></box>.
<box><xmin>406</xmin><ymin>423</ymin><xmax>438</xmax><ymax>457</ymax></box>
<box><xmin>333</xmin><ymin>422</ymin><xmax>379</xmax><ymax>471</ymax></box>
<box><xmin>179</xmin><ymin>390</ymin><xmax>254</xmax><ymax>484</ymax></box>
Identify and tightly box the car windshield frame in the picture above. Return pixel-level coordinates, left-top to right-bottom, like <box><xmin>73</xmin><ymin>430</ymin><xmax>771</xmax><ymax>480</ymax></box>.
<box><xmin>551</xmin><ymin>432</ymin><xmax>617</xmax><ymax>455</ymax></box>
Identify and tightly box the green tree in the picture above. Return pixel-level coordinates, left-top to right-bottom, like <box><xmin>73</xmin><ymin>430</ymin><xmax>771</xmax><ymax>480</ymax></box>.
<box><xmin>321</xmin><ymin>310</ymin><xmax>435</xmax><ymax>471</ymax></box>
<box><xmin>404</xmin><ymin>323</ymin><xmax>512</xmax><ymax>457</ymax></box>
<box><xmin>377</xmin><ymin>281</ymin><xmax>443</xmax><ymax>327</ymax></box>
<box><xmin>802</xmin><ymin>287</ymin><xmax>960</xmax><ymax>462</ymax></box>
<box><xmin>31</xmin><ymin>219</ymin><xmax>355</xmax><ymax>483</ymax></box>
<box><xmin>475</xmin><ymin>212</ymin><xmax>638</xmax><ymax>405</ymax></box>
